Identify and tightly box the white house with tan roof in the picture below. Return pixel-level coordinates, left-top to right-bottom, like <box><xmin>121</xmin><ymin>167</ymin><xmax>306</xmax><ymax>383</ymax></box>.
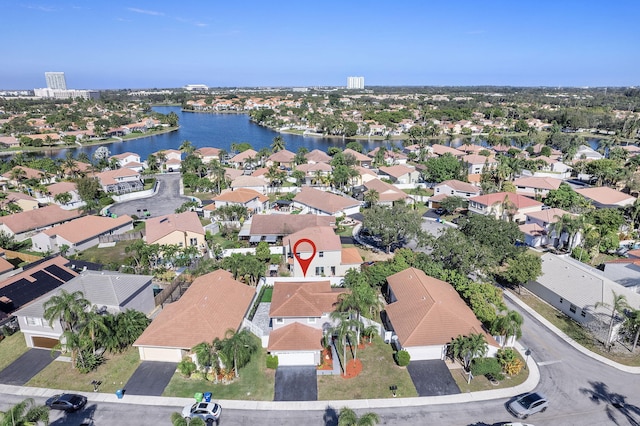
<box><xmin>267</xmin><ymin>280</ymin><xmax>348</xmax><ymax>366</ymax></box>
<box><xmin>343</xmin><ymin>148</ymin><xmax>372</xmax><ymax>168</ymax></box>
<box><xmin>0</xmin><ymin>205</ymin><xmax>82</xmax><ymax>241</ymax></box>
<box><xmin>462</xmin><ymin>154</ymin><xmax>497</xmax><ymax>175</ymax></box>
<box><xmin>229</xmin><ymin>175</ymin><xmax>268</xmax><ymax>193</ymax></box>
<box><xmin>194</xmin><ymin>147</ymin><xmax>221</xmax><ymax>163</ymax></box>
<box><xmin>430</xmin><ymin>144</ymin><xmax>465</xmax><ymax>158</ymax></box>
<box><xmin>378</xmin><ymin>165</ymin><xmax>420</xmax><ymax>184</ymax></box>
<box><xmin>2</xmin><ymin>166</ymin><xmax>56</xmax><ymax>186</ymax></box>
<box><xmin>283</xmin><ymin>226</ymin><xmax>361</xmax><ymax>277</ymax></box>
<box><xmin>95</xmin><ymin>168</ymin><xmax>143</xmax><ymax>194</ymax></box>
<box><xmin>292</xmin><ymin>187</ymin><xmax>361</xmax><ymax>217</ymax></box>
<box><xmin>211</xmin><ymin>188</ymin><xmax>269</xmax><ymax>215</ymax></box>
<box><xmin>111</xmin><ymin>152</ymin><xmax>142</xmax><ymax>169</ymax></box>
<box><xmin>513</xmin><ymin>176</ymin><xmax>562</xmax><ymax>197</ymax></box>
<box><xmin>4</xmin><ymin>192</ymin><xmax>39</xmax><ymax>212</ymax></box>
<box><xmin>144</xmin><ymin>211</ymin><xmax>206</xmax><ymax>251</ymax></box>
<box><xmin>134</xmin><ymin>269</ymin><xmax>255</xmax><ymax>362</ymax></box>
<box><xmin>242</xmin><ymin>214</ymin><xmax>335</xmax><ymax>243</ymax></box>
<box><xmin>31</xmin><ymin>215</ymin><xmax>134</xmax><ymax>255</ymax></box>
<box><xmin>266</xmin><ymin>149</ymin><xmax>295</xmax><ymax>168</ymax></box>
<box><xmin>229</xmin><ymin>149</ymin><xmax>259</xmax><ymax>169</ymax></box>
<box><xmin>37</xmin><ymin>181</ymin><xmax>81</xmax><ymax>206</ymax></box>
<box><xmin>520</xmin><ymin>207</ymin><xmax>573</xmax><ymax>248</ymax></box>
<box><xmin>575</xmin><ymin>186</ymin><xmax>636</xmax><ymax>208</ymax></box>
<box><xmin>383</xmin><ymin>268</ymin><xmax>499</xmax><ymax>361</ymax></box>
<box><xmin>433</xmin><ymin>180</ymin><xmax>481</xmax><ymax>199</ymax></box>
<box><xmin>305</xmin><ymin>149</ymin><xmax>332</xmax><ymax>164</ymax></box>
<box><xmin>362</xmin><ymin>179</ymin><xmax>413</xmax><ymax>206</ymax></box>
<box><xmin>468</xmin><ymin>192</ymin><xmax>544</xmax><ymax>223</ymax></box>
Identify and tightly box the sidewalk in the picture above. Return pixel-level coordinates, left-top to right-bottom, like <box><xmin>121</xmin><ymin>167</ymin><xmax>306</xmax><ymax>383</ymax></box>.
<box><xmin>504</xmin><ymin>289</ymin><xmax>640</xmax><ymax>374</ymax></box>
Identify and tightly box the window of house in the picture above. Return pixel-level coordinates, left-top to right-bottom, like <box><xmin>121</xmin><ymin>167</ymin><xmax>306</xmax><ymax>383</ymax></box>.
<box><xmin>581</xmin><ymin>310</ymin><xmax>586</xmax><ymax>317</ymax></box>
<box><xmin>570</xmin><ymin>304</ymin><xmax>577</xmax><ymax>314</ymax></box>
<box><xmin>26</xmin><ymin>317</ymin><xmax>42</xmax><ymax>327</ymax></box>
<box><xmin>190</xmin><ymin>238</ymin><xmax>198</xmax><ymax>246</ymax></box>
<box><xmin>319</xmin><ymin>251</ymin><xmax>324</xmax><ymax>258</ymax></box>
<box><xmin>275</xmin><ymin>318</ymin><xmax>284</xmax><ymax>324</ymax></box>
<box><xmin>560</xmin><ymin>298</ymin><xmax>564</xmax><ymax>304</ymax></box>
<box><xmin>307</xmin><ymin>318</ymin><xmax>316</xmax><ymax>324</ymax></box>
<box><xmin>315</xmin><ymin>267</ymin><xmax>325</xmax><ymax>275</ymax></box>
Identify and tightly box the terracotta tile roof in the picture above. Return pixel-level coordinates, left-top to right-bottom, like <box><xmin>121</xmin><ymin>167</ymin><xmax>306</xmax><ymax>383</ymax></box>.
<box><xmin>513</xmin><ymin>176</ymin><xmax>561</xmax><ymax>191</ymax></box>
<box><xmin>431</xmin><ymin>144</ymin><xmax>465</xmax><ymax>157</ymax></box>
<box><xmin>436</xmin><ymin>180</ymin><xmax>480</xmax><ymax>194</ymax></box>
<box><xmin>518</xmin><ymin>223</ymin><xmax>547</xmax><ymax>237</ymax></box>
<box><xmin>96</xmin><ymin>168</ymin><xmax>140</xmax><ymax>185</ymax></box>
<box><xmin>0</xmin><ymin>205</ymin><xmax>82</xmax><ymax>234</ymax></box>
<box><xmin>6</xmin><ymin>192</ymin><xmax>36</xmax><ymax>202</ymax></box>
<box><xmin>213</xmin><ymin>188</ymin><xmax>268</xmax><ymax>204</ymax></box>
<box><xmin>251</xmin><ymin>167</ymin><xmax>268</xmax><ymax>177</ymax></box>
<box><xmin>249</xmin><ymin>214</ymin><xmax>334</xmax><ymax>236</ymax></box>
<box><xmin>42</xmin><ymin>215</ymin><xmax>133</xmax><ymax>244</ymax></box>
<box><xmin>575</xmin><ymin>187</ymin><xmax>636</xmax><ymax>206</ymax></box>
<box><xmin>111</xmin><ymin>152</ymin><xmax>139</xmax><ymax>160</ymax></box>
<box><xmin>2</xmin><ymin>166</ymin><xmax>48</xmax><ymax>181</ymax></box>
<box><xmin>293</xmin><ymin>187</ymin><xmax>360</xmax><ymax>214</ymax></box>
<box><xmin>295</xmin><ymin>162</ymin><xmax>332</xmax><ymax>173</ymax></box>
<box><xmin>195</xmin><ymin>147</ymin><xmax>221</xmax><ymax>158</ymax></box>
<box><xmin>342</xmin><ymin>148</ymin><xmax>371</xmax><ymax>162</ymax></box>
<box><xmin>267</xmin><ymin>322</ymin><xmax>323</xmax><ymax>351</ymax></box>
<box><xmin>134</xmin><ymin>270</ymin><xmax>254</xmax><ymax>349</ymax></box>
<box><xmin>354</xmin><ymin>166</ymin><xmax>377</xmax><ymax>178</ymax></box>
<box><xmin>268</xmin><ymin>149</ymin><xmax>295</xmax><ymax>163</ymax></box>
<box><xmin>230</xmin><ymin>175</ymin><xmax>268</xmax><ymax>189</ymax></box>
<box><xmin>0</xmin><ymin>256</ymin><xmax>75</xmax><ymax>292</ymax></box>
<box><xmin>469</xmin><ymin>192</ymin><xmax>543</xmax><ymax>209</ymax></box>
<box><xmin>305</xmin><ymin>149</ymin><xmax>332</xmax><ymax>163</ymax></box>
<box><xmin>270</xmin><ymin>280</ymin><xmax>347</xmax><ymax>317</ymax></box>
<box><xmin>385</xmin><ymin>268</ymin><xmax>499</xmax><ymax>348</ymax></box>
<box><xmin>224</xmin><ymin>168</ymin><xmax>244</xmax><ymax>180</ymax></box>
<box><xmin>467</xmin><ymin>174</ymin><xmax>482</xmax><ymax>183</ymax></box>
<box><xmin>230</xmin><ymin>149</ymin><xmax>258</xmax><ymax>163</ymax></box>
<box><xmin>145</xmin><ymin>211</ymin><xmax>204</xmax><ymax>244</ymax></box>
<box><xmin>379</xmin><ymin>165</ymin><xmax>415</xmax><ymax>179</ymax></box>
<box><xmin>363</xmin><ymin>179</ymin><xmax>410</xmax><ymax>203</ymax></box>
<box><xmin>283</xmin><ymin>226</ymin><xmax>341</xmax><ymax>252</ymax></box>
<box><xmin>341</xmin><ymin>247</ymin><xmax>363</xmax><ymax>265</ymax></box>
<box><xmin>463</xmin><ymin>154</ymin><xmax>496</xmax><ymax>164</ymax></box>
<box><xmin>0</xmin><ymin>256</ymin><xmax>13</xmax><ymax>274</ymax></box>
<box><xmin>525</xmin><ymin>208</ymin><xmax>571</xmax><ymax>223</ymax></box>
<box><xmin>45</xmin><ymin>181</ymin><xmax>77</xmax><ymax>196</ymax></box>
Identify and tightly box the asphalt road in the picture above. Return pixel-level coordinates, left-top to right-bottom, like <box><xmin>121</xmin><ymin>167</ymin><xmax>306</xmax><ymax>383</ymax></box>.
<box><xmin>109</xmin><ymin>173</ymin><xmax>193</xmax><ymax>219</ymax></box>
<box><xmin>3</xmin><ymin>295</ymin><xmax>638</xmax><ymax>425</ymax></box>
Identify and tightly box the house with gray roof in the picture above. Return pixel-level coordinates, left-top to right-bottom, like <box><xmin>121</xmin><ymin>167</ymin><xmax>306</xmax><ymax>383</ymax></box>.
<box><xmin>15</xmin><ymin>270</ymin><xmax>154</xmax><ymax>349</ymax></box>
<box><xmin>525</xmin><ymin>253</ymin><xmax>640</xmax><ymax>344</ymax></box>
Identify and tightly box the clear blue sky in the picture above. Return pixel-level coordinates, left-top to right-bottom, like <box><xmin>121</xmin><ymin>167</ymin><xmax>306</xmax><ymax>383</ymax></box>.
<box><xmin>1</xmin><ymin>1</ymin><xmax>639</xmax><ymax>89</ymax></box>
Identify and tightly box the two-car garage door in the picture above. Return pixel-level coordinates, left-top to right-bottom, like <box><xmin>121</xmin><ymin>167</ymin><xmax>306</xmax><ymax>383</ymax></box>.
<box><xmin>275</xmin><ymin>351</ymin><xmax>316</xmax><ymax>366</ymax></box>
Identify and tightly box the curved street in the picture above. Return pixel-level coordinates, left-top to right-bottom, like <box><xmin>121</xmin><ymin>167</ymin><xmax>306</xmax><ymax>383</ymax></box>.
<box><xmin>2</xmin><ymin>293</ymin><xmax>639</xmax><ymax>425</ymax></box>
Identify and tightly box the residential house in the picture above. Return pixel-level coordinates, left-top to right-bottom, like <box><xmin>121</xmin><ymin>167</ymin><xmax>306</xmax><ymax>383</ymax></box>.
<box><xmin>2</xmin><ymin>166</ymin><xmax>56</xmax><ymax>186</ymax></box>
<box><xmin>267</xmin><ymin>280</ymin><xmax>348</xmax><ymax>365</ymax></box>
<box><xmin>145</xmin><ymin>211</ymin><xmax>206</xmax><ymax>251</ymax></box>
<box><xmin>210</xmin><ymin>188</ymin><xmax>269</xmax><ymax>216</ymax></box>
<box><xmin>16</xmin><ymin>270</ymin><xmax>154</xmax><ymax>349</ymax></box>
<box><xmin>0</xmin><ymin>252</ymin><xmax>14</xmax><ymax>282</ymax></box>
<box><xmin>295</xmin><ymin>162</ymin><xmax>332</xmax><ymax>185</ymax></box>
<box><xmin>305</xmin><ymin>149</ymin><xmax>332</xmax><ymax>164</ymax></box>
<box><xmin>342</xmin><ymin>148</ymin><xmax>372</xmax><ymax>168</ymax></box>
<box><xmin>111</xmin><ymin>152</ymin><xmax>142</xmax><ymax>169</ymax></box>
<box><xmin>525</xmin><ymin>254</ymin><xmax>640</xmax><ymax>343</ymax></box>
<box><xmin>432</xmin><ymin>180</ymin><xmax>481</xmax><ymax>206</ymax></box>
<box><xmin>95</xmin><ymin>168</ymin><xmax>143</xmax><ymax>194</ymax></box>
<box><xmin>229</xmin><ymin>149</ymin><xmax>259</xmax><ymax>170</ymax></box>
<box><xmin>5</xmin><ymin>192</ymin><xmax>39</xmax><ymax>212</ymax></box>
<box><xmin>31</xmin><ymin>215</ymin><xmax>134</xmax><ymax>255</ymax></box>
<box><xmin>382</xmin><ymin>268</ymin><xmax>499</xmax><ymax>360</ymax></box>
<box><xmin>575</xmin><ymin>187</ymin><xmax>636</xmax><ymax>208</ymax></box>
<box><xmin>462</xmin><ymin>154</ymin><xmax>497</xmax><ymax>175</ymax></box>
<box><xmin>156</xmin><ymin>149</ymin><xmax>182</xmax><ymax>172</ymax></box>
<box><xmin>430</xmin><ymin>144</ymin><xmax>465</xmax><ymax>158</ymax></box>
<box><xmin>266</xmin><ymin>149</ymin><xmax>296</xmax><ymax>169</ymax></box>
<box><xmin>520</xmin><ymin>208</ymin><xmax>572</xmax><ymax>248</ymax></box>
<box><xmin>283</xmin><ymin>226</ymin><xmax>361</xmax><ymax>277</ymax></box>
<box><xmin>378</xmin><ymin>165</ymin><xmax>420</xmax><ymax>184</ymax></box>
<box><xmin>37</xmin><ymin>181</ymin><xmax>81</xmax><ymax>206</ymax></box>
<box><xmin>573</xmin><ymin>145</ymin><xmax>603</xmax><ymax>161</ymax></box>
<box><xmin>229</xmin><ymin>175</ymin><xmax>268</xmax><ymax>193</ymax></box>
<box><xmin>0</xmin><ymin>256</ymin><xmax>77</xmax><ymax>325</ymax></box>
<box><xmin>133</xmin><ymin>269</ymin><xmax>255</xmax><ymax>362</ymax></box>
<box><xmin>241</xmin><ymin>214</ymin><xmax>335</xmax><ymax>243</ymax></box>
<box><xmin>194</xmin><ymin>147</ymin><xmax>221</xmax><ymax>164</ymax></box>
<box><xmin>367</xmin><ymin>148</ymin><xmax>408</xmax><ymax>165</ymax></box>
<box><xmin>602</xmin><ymin>258</ymin><xmax>640</xmax><ymax>293</ymax></box>
<box><xmin>0</xmin><ymin>205</ymin><xmax>82</xmax><ymax>241</ymax></box>
<box><xmin>362</xmin><ymin>179</ymin><xmax>413</xmax><ymax>206</ymax></box>
<box><xmin>292</xmin><ymin>187</ymin><xmax>361</xmax><ymax>217</ymax></box>
<box><xmin>468</xmin><ymin>192</ymin><xmax>544</xmax><ymax>223</ymax></box>
<box><xmin>513</xmin><ymin>176</ymin><xmax>561</xmax><ymax>198</ymax></box>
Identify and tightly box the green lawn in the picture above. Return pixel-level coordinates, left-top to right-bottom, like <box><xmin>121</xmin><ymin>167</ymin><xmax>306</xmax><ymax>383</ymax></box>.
<box><xmin>163</xmin><ymin>346</ymin><xmax>275</xmax><ymax>400</ymax></box>
<box><xmin>517</xmin><ymin>291</ymin><xmax>640</xmax><ymax>366</ymax></box>
<box><xmin>260</xmin><ymin>287</ymin><xmax>273</xmax><ymax>302</ymax></box>
<box><xmin>0</xmin><ymin>332</ymin><xmax>29</xmax><ymax>372</ymax></box>
<box><xmin>71</xmin><ymin>240</ymin><xmax>137</xmax><ymax>266</ymax></box>
<box><xmin>452</xmin><ymin>355</ymin><xmax>529</xmax><ymax>393</ymax></box>
<box><xmin>26</xmin><ymin>346</ymin><xmax>141</xmax><ymax>393</ymax></box>
<box><xmin>317</xmin><ymin>336</ymin><xmax>418</xmax><ymax>400</ymax></box>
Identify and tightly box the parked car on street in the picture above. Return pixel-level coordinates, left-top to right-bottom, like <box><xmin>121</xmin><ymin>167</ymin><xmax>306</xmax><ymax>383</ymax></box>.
<box><xmin>507</xmin><ymin>392</ymin><xmax>548</xmax><ymax>419</ymax></box>
<box><xmin>182</xmin><ymin>402</ymin><xmax>222</xmax><ymax>424</ymax></box>
<box><xmin>45</xmin><ymin>394</ymin><xmax>87</xmax><ymax>412</ymax></box>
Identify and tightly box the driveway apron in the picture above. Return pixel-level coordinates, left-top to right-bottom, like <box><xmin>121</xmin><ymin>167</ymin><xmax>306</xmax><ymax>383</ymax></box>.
<box><xmin>274</xmin><ymin>366</ymin><xmax>318</xmax><ymax>401</ymax></box>
<box><xmin>123</xmin><ymin>361</ymin><xmax>177</xmax><ymax>396</ymax></box>
<box><xmin>407</xmin><ymin>360</ymin><xmax>461</xmax><ymax>396</ymax></box>
<box><xmin>0</xmin><ymin>349</ymin><xmax>59</xmax><ymax>385</ymax></box>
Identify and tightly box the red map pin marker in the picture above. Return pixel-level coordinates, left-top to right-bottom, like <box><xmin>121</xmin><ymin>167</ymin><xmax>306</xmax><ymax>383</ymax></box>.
<box><xmin>293</xmin><ymin>238</ymin><xmax>317</xmax><ymax>277</ymax></box>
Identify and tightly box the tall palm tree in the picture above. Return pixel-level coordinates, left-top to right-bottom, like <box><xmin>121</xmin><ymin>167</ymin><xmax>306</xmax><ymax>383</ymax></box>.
<box><xmin>625</xmin><ymin>308</ymin><xmax>640</xmax><ymax>352</ymax></box>
<box><xmin>114</xmin><ymin>310</ymin><xmax>150</xmax><ymax>348</ymax></box>
<box><xmin>449</xmin><ymin>333</ymin><xmax>488</xmax><ymax>371</ymax></box>
<box><xmin>596</xmin><ymin>290</ymin><xmax>629</xmax><ymax>350</ymax></box>
<box><xmin>0</xmin><ymin>398</ymin><xmax>50</xmax><ymax>426</ymax></box>
<box><xmin>79</xmin><ymin>311</ymin><xmax>109</xmax><ymax>353</ymax></box>
<box><xmin>271</xmin><ymin>135</ymin><xmax>285</xmax><ymax>153</ymax></box>
<box><xmin>363</xmin><ymin>190</ymin><xmax>379</xmax><ymax>208</ymax></box>
<box><xmin>330</xmin><ymin>312</ymin><xmax>360</xmax><ymax>368</ymax></box>
<box><xmin>43</xmin><ymin>290</ymin><xmax>90</xmax><ymax>333</ymax></box>
<box><xmin>179</xmin><ymin>140</ymin><xmax>196</xmax><ymax>155</ymax></box>
<box><xmin>552</xmin><ymin>214</ymin><xmax>584</xmax><ymax>251</ymax></box>
<box><xmin>338</xmin><ymin>407</ymin><xmax>379</xmax><ymax>426</ymax></box>
<box><xmin>220</xmin><ymin>329</ymin><xmax>257</xmax><ymax>378</ymax></box>
<box><xmin>493</xmin><ymin>310</ymin><xmax>523</xmax><ymax>347</ymax></box>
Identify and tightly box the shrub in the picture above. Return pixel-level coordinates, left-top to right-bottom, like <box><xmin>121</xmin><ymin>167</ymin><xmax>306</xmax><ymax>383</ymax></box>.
<box><xmin>177</xmin><ymin>358</ymin><xmax>197</xmax><ymax>377</ymax></box>
<box><xmin>266</xmin><ymin>354</ymin><xmax>279</xmax><ymax>370</ymax></box>
<box><xmin>470</xmin><ymin>357</ymin><xmax>502</xmax><ymax>377</ymax></box>
<box><xmin>571</xmin><ymin>247</ymin><xmax>591</xmax><ymax>263</ymax></box>
<box><xmin>503</xmin><ymin>358</ymin><xmax>524</xmax><ymax>376</ymax></box>
<box><xmin>395</xmin><ymin>350</ymin><xmax>410</xmax><ymax>367</ymax></box>
<box><xmin>496</xmin><ymin>348</ymin><xmax>524</xmax><ymax>375</ymax></box>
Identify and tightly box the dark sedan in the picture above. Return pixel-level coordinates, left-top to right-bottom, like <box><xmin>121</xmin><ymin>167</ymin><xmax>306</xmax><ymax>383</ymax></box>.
<box><xmin>46</xmin><ymin>393</ymin><xmax>87</xmax><ymax>412</ymax></box>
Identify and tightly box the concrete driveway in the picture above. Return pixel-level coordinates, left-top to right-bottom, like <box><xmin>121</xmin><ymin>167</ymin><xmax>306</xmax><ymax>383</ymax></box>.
<box><xmin>407</xmin><ymin>360</ymin><xmax>460</xmax><ymax>396</ymax></box>
<box><xmin>0</xmin><ymin>349</ymin><xmax>59</xmax><ymax>385</ymax></box>
<box><xmin>274</xmin><ymin>366</ymin><xmax>317</xmax><ymax>401</ymax></box>
<box><xmin>122</xmin><ymin>361</ymin><xmax>177</xmax><ymax>396</ymax></box>
<box><xmin>109</xmin><ymin>174</ymin><xmax>193</xmax><ymax>219</ymax></box>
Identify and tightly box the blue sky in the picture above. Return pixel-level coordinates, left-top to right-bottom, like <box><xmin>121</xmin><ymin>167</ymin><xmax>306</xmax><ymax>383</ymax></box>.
<box><xmin>1</xmin><ymin>1</ymin><xmax>639</xmax><ymax>89</ymax></box>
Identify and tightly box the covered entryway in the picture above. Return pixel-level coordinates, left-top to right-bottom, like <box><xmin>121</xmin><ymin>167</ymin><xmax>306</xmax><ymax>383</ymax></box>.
<box><xmin>276</xmin><ymin>352</ymin><xmax>316</xmax><ymax>366</ymax></box>
<box><xmin>32</xmin><ymin>336</ymin><xmax>59</xmax><ymax>349</ymax></box>
<box><xmin>274</xmin><ymin>366</ymin><xmax>317</xmax><ymax>401</ymax></box>
<box><xmin>407</xmin><ymin>360</ymin><xmax>460</xmax><ymax>396</ymax></box>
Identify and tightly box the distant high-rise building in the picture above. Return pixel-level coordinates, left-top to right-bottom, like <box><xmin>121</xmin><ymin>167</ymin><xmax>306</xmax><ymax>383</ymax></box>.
<box><xmin>45</xmin><ymin>72</ymin><xmax>67</xmax><ymax>90</ymax></box>
<box><xmin>347</xmin><ymin>76</ymin><xmax>365</xmax><ymax>90</ymax></box>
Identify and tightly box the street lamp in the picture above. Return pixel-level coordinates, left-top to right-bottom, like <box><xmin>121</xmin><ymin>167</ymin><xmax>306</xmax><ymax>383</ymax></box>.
<box><xmin>525</xmin><ymin>348</ymin><xmax>532</xmax><ymax>370</ymax></box>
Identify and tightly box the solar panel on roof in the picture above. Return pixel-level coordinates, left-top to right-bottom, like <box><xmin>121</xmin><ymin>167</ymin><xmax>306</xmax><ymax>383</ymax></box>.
<box><xmin>44</xmin><ymin>264</ymin><xmax>75</xmax><ymax>281</ymax></box>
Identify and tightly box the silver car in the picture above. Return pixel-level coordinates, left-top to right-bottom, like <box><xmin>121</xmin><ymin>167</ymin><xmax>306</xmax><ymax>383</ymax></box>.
<box><xmin>507</xmin><ymin>392</ymin><xmax>548</xmax><ymax>419</ymax></box>
<box><xmin>181</xmin><ymin>402</ymin><xmax>222</xmax><ymax>424</ymax></box>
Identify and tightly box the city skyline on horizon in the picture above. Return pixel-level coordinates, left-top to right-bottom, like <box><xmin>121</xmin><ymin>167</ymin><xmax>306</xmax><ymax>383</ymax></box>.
<box><xmin>1</xmin><ymin>1</ymin><xmax>639</xmax><ymax>90</ymax></box>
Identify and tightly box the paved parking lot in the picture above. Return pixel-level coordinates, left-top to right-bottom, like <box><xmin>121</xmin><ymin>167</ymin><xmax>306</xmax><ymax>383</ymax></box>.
<box><xmin>274</xmin><ymin>366</ymin><xmax>317</xmax><ymax>401</ymax></box>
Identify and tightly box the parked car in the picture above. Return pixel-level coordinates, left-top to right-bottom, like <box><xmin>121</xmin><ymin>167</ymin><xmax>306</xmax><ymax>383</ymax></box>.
<box><xmin>434</xmin><ymin>207</ymin><xmax>446</xmax><ymax>215</ymax></box>
<box><xmin>182</xmin><ymin>402</ymin><xmax>222</xmax><ymax>424</ymax></box>
<box><xmin>507</xmin><ymin>392</ymin><xmax>548</xmax><ymax>419</ymax></box>
<box><xmin>45</xmin><ymin>394</ymin><xmax>87</xmax><ymax>412</ymax></box>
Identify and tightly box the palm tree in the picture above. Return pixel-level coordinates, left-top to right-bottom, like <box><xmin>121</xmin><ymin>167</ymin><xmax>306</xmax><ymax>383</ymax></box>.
<box><xmin>43</xmin><ymin>290</ymin><xmax>90</xmax><ymax>333</ymax></box>
<box><xmin>192</xmin><ymin>341</ymin><xmax>223</xmax><ymax>381</ymax></box>
<box><xmin>170</xmin><ymin>412</ymin><xmax>205</xmax><ymax>426</ymax></box>
<box><xmin>493</xmin><ymin>310</ymin><xmax>523</xmax><ymax>347</ymax></box>
<box><xmin>596</xmin><ymin>290</ymin><xmax>629</xmax><ymax>350</ymax></box>
<box><xmin>338</xmin><ymin>407</ymin><xmax>379</xmax><ymax>426</ymax></box>
<box><xmin>553</xmin><ymin>214</ymin><xmax>584</xmax><ymax>251</ymax></box>
<box><xmin>625</xmin><ymin>308</ymin><xmax>640</xmax><ymax>352</ymax></box>
<box><xmin>363</xmin><ymin>189</ymin><xmax>379</xmax><ymax>208</ymax></box>
<box><xmin>220</xmin><ymin>329</ymin><xmax>257</xmax><ymax>378</ymax></box>
<box><xmin>79</xmin><ymin>311</ymin><xmax>109</xmax><ymax>353</ymax></box>
<box><xmin>330</xmin><ymin>312</ymin><xmax>360</xmax><ymax>369</ymax></box>
<box><xmin>449</xmin><ymin>334</ymin><xmax>488</xmax><ymax>371</ymax></box>
<box><xmin>0</xmin><ymin>398</ymin><xmax>50</xmax><ymax>426</ymax></box>
<box><xmin>179</xmin><ymin>140</ymin><xmax>196</xmax><ymax>155</ymax></box>
<box><xmin>114</xmin><ymin>310</ymin><xmax>150</xmax><ymax>348</ymax></box>
<box><xmin>271</xmin><ymin>135</ymin><xmax>285</xmax><ymax>153</ymax></box>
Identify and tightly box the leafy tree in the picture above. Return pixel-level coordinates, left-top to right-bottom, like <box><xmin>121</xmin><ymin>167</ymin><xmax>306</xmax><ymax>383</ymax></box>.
<box><xmin>421</xmin><ymin>153</ymin><xmax>463</xmax><ymax>183</ymax></box>
<box><xmin>624</xmin><ymin>308</ymin><xmax>640</xmax><ymax>352</ymax></box>
<box><xmin>53</xmin><ymin>191</ymin><xmax>72</xmax><ymax>205</ymax></box>
<box><xmin>0</xmin><ymin>398</ymin><xmax>49</xmax><ymax>426</ymax></box>
<box><xmin>439</xmin><ymin>196</ymin><xmax>468</xmax><ymax>213</ymax></box>
<box><xmin>255</xmin><ymin>241</ymin><xmax>271</xmax><ymax>263</ymax></box>
<box><xmin>544</xmin><ymin>182</ymin><xmax>591</xmax><ymax>213</ymax></box>
<box><xmin>458</xmin><ymin>214</ymin><xmax>523</xmax><ymax>264</ymax></box>
<box><xmin>448</xmin><ymin>333</ymin><xmax>488</xmax><ymax>372</ymax></box>
<box><xmin>362</xmin><ymin>202</ymin><xmax>426</xmax><ymax>253</ymax></box>
<box><xmin>500</xmin><ymin>251</ymin><xmax>542</xmax><ymax>292</ymax></box>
